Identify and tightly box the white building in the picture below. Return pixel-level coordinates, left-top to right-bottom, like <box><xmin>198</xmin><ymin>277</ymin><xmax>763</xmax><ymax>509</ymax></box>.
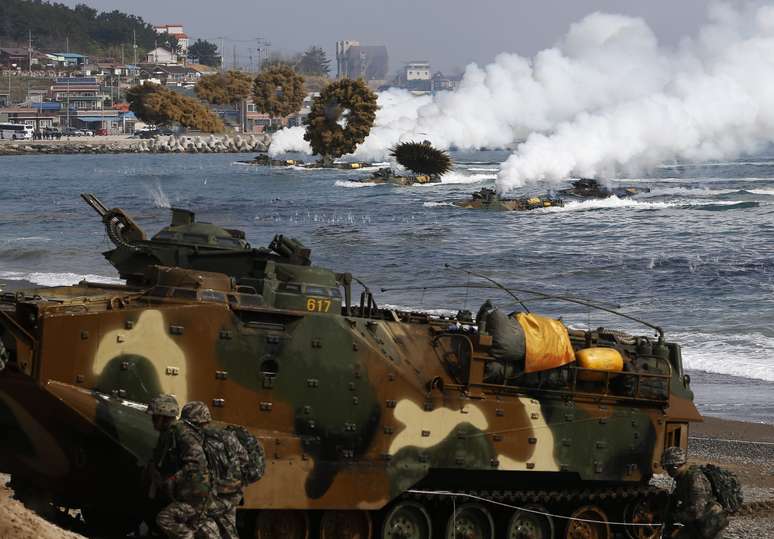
<box><xmin>145</xmin><ymin>47</ymin><xmax>178</xmax><ymax>65</ymax></box>
<box><xmin>154</xmin><ymin>24</ymin><xmax>189</xmax><ymax>54</ymax></box>
<box><xmin>404</xmin><ymin>61</ymin><xmax>431</xmax><ymax>82</ymax></box>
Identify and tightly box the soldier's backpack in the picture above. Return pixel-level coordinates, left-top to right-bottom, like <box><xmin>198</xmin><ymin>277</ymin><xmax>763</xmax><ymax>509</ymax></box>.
<box><xmin>700</xmin><ymin>464</ymin><xmax>744</xmax><ymax>513</ymax></box>
<box><xmin>224</xmin><ymin>425</ymin><xmax>265</xmax><ymax>485</ymax></box>
<box><xmin>201</xmin><ymin>427</ymin><xmax>246</xmax><ymax>495</ymax></box>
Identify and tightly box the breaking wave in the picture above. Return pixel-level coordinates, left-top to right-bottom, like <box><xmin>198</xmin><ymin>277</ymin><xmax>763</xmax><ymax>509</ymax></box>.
<box><xmin>334</xmin><ymin>180</ymin><xmax>378</xmax><ymax>188</ymax></box>
<box><xmin>423</xmin><ymin>202</ymin><xmax>456</xmax><ymax>208</ymax></box>
<box><xmin>0</xmin><ymin>271</ymin><xmax>123</xmax><ymax>287</ymax></box>
<box><xmin>674</xmin><ymin>331</ymin><xmax>774</xmax><ymax>383</ymax></box>
<box><xmin>439</xmin><ymin>172</ymin><xmax>496</xmax><ymax>184</ymax></box>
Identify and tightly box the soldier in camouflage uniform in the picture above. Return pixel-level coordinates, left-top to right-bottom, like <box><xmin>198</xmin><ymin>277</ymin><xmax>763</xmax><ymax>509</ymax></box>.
<box><xmin>147</xmin><ymin>395</ymin><xmax>218</xmax><ymax>539</ymax></box>
<box><xmin>181</xmin><ymin>401</ymin><xmax>250</xmax><ymax>539</ymax></box>
<box><xmin>663</xmin><ymin>447</ymin><xmax>729</xmax><ymax>539</ymax></box>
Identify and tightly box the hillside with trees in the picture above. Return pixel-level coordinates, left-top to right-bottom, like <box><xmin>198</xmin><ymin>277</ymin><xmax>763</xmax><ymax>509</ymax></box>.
<box><xmin>0</xmin><ymin>0</ymin><xmax>159</xmax><ymax>55</ymax></box>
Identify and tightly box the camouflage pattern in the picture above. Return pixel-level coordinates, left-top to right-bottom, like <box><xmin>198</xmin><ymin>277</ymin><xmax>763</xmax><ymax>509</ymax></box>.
<box><xmin>156</xmin><ymin>500</ymin><xmax>220</xmax><ymax>539</ymax></box>
<box><xmin>0</xmin><ymin>198</ymin><xmax>703</xmax><ymax>536</ymax></box>
<box><xmin>148</xmin><ymin>394</ymin><xmax>180</xmax><ymax>418</ymax></box>
<box><xmin>557</xmin><ymin>178</ymin><xmax>650</xmax><ymax>198</ymax></box>
<box><xmin>181</xmin><ymin>401</ymin><xmax>212</xmax><ymax>425</ymax></box>
<box><xmin>662</xmin><ymin>446</ymin><xmax>687</xmax><ymax>467</ymax></box>
<box><xmin>670</xmin><ymin>465</ymin><xmax>729</xmax><ymax>539</ymax></box>
<box><xmin>456</xmin><ymin>187</ymin><xmax>564</xmax><ymax>211</ymax></box>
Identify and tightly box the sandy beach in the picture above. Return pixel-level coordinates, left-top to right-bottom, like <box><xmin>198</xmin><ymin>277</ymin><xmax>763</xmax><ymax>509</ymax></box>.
<box><xmin>1</xmin><ymin>415</ymin><xmax>772</xmax><ymax>538</ymax></box>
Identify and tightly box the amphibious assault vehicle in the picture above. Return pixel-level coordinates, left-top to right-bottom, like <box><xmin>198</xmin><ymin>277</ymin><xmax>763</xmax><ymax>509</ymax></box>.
<box><xmin>0</xmin><ymin>195</ymin><xmax>701</xmax><ymax>539</ymax></box>
<box><xmin>239</xmin><ymin>153</ymin><xmax>372</xmax><ymax>170</ymax></box>
<box><xmin>456</xmin><ymin>187</ymin><xmax>564</xmax><ymax>211</ymax></box>
<box><xmin>361</xmin><ymin>167</ymin><xmax>441</xmax><ymax>186</ymax></box>
<box><xmin>558</xmin><ymin>179</ymin><xmax>649</xmax><ymax>199</ymax></box>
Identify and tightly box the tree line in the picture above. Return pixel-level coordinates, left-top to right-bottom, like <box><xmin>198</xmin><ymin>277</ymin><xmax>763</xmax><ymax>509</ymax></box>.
<box><xmin>0</xmin><ymin>1</ymin><xmax>159</xmax><ymax>55</ymax></box>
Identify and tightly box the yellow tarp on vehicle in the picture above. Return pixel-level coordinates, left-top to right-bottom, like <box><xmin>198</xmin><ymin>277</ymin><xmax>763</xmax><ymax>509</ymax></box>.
<box><xmin>516</xmin><ymin>313</ymin><xmax>576</xmax><ymax>373</ymax></box>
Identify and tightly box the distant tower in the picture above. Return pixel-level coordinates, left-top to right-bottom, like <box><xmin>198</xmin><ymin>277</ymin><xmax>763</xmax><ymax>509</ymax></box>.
<box><xmin>336</xmin><ymin>40</ymin><xmax>359</xmax><ymax>79</ymax></box>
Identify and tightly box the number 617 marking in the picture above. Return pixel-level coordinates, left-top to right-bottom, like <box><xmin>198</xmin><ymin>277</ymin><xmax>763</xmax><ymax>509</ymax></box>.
<box><xmin>306</xmin><ymin>297</ymin><xmax>331</xmax><ymax>313</ymax></box>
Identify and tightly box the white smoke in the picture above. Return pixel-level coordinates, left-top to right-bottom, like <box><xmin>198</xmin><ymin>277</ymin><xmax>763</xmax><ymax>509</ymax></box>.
<box><xmin>498</xmin><ymin>2</ymin><xmax>774</xmax><ymax>191</ymax></box>
<box><xmin>268</xmin><ymin>2</ymin><xmax>774</xmax><ymax>191</ymax></box>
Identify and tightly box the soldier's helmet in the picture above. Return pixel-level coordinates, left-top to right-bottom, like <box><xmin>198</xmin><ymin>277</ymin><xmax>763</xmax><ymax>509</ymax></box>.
<box><xmin>181</xmin><ymin>401</ymin><xmax>212</xmax><ymax>425</ymax></box>
<box><xmin>661</xmin><ymin>447</ymin><xmax>687</xmax><ymax>467</ymax></box>
<box><xmin>146</xmin><ymin>394</ymin><xmax>179</xmax><ymax>418</ymax></box>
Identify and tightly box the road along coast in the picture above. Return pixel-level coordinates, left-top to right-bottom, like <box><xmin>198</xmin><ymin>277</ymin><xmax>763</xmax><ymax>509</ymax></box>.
<box><xmin>0</xmin><ymin>133</ymin><xmax>271</xmax><ymax>156</ymax></box>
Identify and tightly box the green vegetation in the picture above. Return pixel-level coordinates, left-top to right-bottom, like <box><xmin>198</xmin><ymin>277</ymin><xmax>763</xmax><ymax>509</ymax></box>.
<box><xmin>297</xmin><ymin>46</ymin><xmax>331</xmax><ymax>76</ymax></box>
<box><xmin>195</xmin><ymin>71</ymin><xmax>253</xmax><ymax>106</ymax></box>
<box><xmin>253</xmin><ymin>65</ymin><xmax>305</xmax><ymax>119</ymax></box>
<box><xmin>126</xmin><ymin>83</ymin><xmax>224</xmax><ymax>132</ymax></box>
<box><xmin>0</xmin><ymin>1</ymin><xmax>158</xmax><ymax>55</ymax></box>
<box><xmin>390</xmin><ymin>141</ymin><xmax>453</xmax><ymax>176</ymax></box>
<box><xmin>188</xmin><ymin>39</ymin><xmax>220</xmax><ymax>67</ymax></box>
<box><xmin>304</xmin><ymin>78</ymin><xmax>378</xmax><ymax>163</ymax></box>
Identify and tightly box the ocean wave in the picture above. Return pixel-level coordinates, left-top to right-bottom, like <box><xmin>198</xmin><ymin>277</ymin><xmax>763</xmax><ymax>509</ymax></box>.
<box><xmin>334</xmin><ymin>180</ymin><xmax>378</xmax><ymax>188</ymax></box>
<box><xmin>0</xmin><ymin>271</ymin><xmax>122</xmax><ymax>287</ymax></box>
<box><xmin>637</xmin><ymin>187</ymin><xmax>738</xmax><ymax>197</ymax></box>
<box><xmin>0</xmin><ymin>236</ymin><xmax>51</xmax><ymax>243</ymax></box>
<box><xmin>541</xmin><ymin>196</ymin><xmax>676</xmax><ymax>213</ymax></box>
<box><xmin>463</xmin><ymin>167</ymin><xmax>500</xmax><ymax>172</ymax></box>
<box><xmin>673</xmin><ymin>331</ymin><xmax>774</xmax><ymax>383</ymax></box>
<box><xmin>690</xmin><ymin>201</ymin><xmax>759</xmax><ymax>211</ymax></box>
<box><xmin>439</xmin><ymin>172</ymin><xmax>496</xmax><ymax>184</ymax></box>
<box><xmin>746</xmin><ymin>188</ymin><xmax>774</xmax><ymax>196</ymax></box>
<box><xmin>423</xmin><ymin>202</ymin><xmax>455</xmax><ymax>208</ymax></box>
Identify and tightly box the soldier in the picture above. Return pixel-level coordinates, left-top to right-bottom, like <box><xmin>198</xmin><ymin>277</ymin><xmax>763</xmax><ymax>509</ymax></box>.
<box><xmin>147</xmin><ymin>394</ymin><xmax>218</xmax><ymax>539</ymax></box>
<box><xmin>180</xmin><ymin>401</ymin><xmax>249</xmax><ymax>539</ymax></box>
<box><xmin>662</xmin><ymin>447</ymin><xmax>729</xmax><ymax>538</ymax></box>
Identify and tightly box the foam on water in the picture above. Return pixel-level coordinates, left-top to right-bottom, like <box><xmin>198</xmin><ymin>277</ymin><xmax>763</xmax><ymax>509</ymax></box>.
<box><xmin>673</xmin><ymin>331</ymin><xmax>774</xmax><ymax>383</ymax></box>
<box><xmin>747</xmin><ymin>188</ymin><xmax>774</xmax><ymax>196</ymax></box>
<box><xmin>423</xmin><ymin>202</ymin><xmax>455</xmax><ymax>208</ymax></box>
<box><xmin>144</xmin><ymin>181</ymin><xmax>171</xmax><ymax>209</ymax></box>
<box><xmin>0</xmin><ymin>271</ymin><xmax>123</xmax><ymax>287</ymax></box>
<box><xmin>541</xmin><ymin>196</ymin><xmax>676</xmax><ymax>213</ymax></box>
<box><xmin>334</xmin><ymin>180</ymin><xmax>378</xmax><ymax>188</ymax></box>
<box><xmin>439</xmin><ymin>172</ymin><xmax>496</xmax><ymax>184</ymax></box>
<box><xmin>637</xmin><ymin>187</ymin><xmax>738</xmax><ymax>197</ymax></box>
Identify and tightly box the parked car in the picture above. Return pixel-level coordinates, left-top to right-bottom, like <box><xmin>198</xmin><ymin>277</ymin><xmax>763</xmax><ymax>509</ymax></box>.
<box><xmin>96</xmin><ymin>128</ymin><xmax>109</xmax><ymax>136</ymax></box>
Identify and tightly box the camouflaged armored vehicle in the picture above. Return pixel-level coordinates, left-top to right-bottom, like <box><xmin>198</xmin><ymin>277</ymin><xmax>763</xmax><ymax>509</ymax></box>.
<box><xmin>0</xmin><ymin>196</ymin><xmax>701</xmax><ymax>539</ymax></box>
<box><xmin>558</xmin><ymin>179</ymin><xmax>649</xmax><ymax>199</ymax></box>
<box><xmin>456</xmin><ymin>187</ymin><xmax>564</xmax><ymax>211</ymax></box>
<box><xmin>361</xmin><ymin>167</ymin><xmax>441</xmax><ymax>186</ymax></box>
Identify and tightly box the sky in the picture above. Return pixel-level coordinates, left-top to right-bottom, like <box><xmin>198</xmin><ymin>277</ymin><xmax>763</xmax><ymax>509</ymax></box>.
<box><xmin>59</xmin><ymin>0</ymin><xmax>712</xmax><ymax>74</ymax></box>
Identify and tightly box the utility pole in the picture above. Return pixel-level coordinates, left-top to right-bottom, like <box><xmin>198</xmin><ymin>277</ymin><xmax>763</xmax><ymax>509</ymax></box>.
<box><xmin>28</xmin><ymin>29</ymin><xmax>32</xmax><ymax>76</ymax></box>
<box><xmin>132</xmin><ymin>29</ymin><xmax>138</xmax><ymax>85</ymax></box>
<box><xmin>220</xmin><ymin>37</ymin><xmax>225</xmax><ymax>71</ymax></box>
<box><xmin>233</xmin><ymin>45</ymin><xmax>237</xmax><ymax>71</ymax></box>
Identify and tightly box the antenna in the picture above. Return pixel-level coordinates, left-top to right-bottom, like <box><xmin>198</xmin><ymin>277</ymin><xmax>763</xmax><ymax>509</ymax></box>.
<box><xmin>445</xmin><ymin>264</ymin><xmax>530</xmax><ymax>312</ymax></box>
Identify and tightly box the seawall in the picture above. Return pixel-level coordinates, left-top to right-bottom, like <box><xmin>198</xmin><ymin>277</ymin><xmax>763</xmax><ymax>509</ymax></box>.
<box><xmin>0</xmin><ymin>133</ymin><xmax>271</xmax><ymax>156</ymax></box>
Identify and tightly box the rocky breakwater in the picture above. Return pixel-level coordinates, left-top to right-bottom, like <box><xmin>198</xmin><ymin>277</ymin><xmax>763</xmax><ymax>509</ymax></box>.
<box><xmin>135</xmin><ymin>133</ymin><xmax>271</xmax><ymax>154</ymax></box>
<box><xmin>0</xmin><ymin>133</ymin><xmax>272</xmax><ymax>156</ymax></box>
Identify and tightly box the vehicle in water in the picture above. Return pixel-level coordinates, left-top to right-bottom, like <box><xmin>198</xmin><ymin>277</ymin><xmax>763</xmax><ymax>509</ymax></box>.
<box><xmin>0</xmin><ymin>195</ymin><xmax>701</xmax><ymax>538</ymax></box>
<box><xmin>558</xmin><ymin>178</ymin><xmax>649</xmax><ymax>199</ymax></box>
<box><xmin>239</xmin><ymin>153</ymin><xmax>372</xmax><ymax>170</ymax></box>
<box><xmin>456</xmin><ymin>187</ymin><xmax>564</xmax><ymax>211</ymax></box>
<box><xmin>362</xmin><ymin>167</ymin><xmax>441</xmax><ymax>186</ymax></box>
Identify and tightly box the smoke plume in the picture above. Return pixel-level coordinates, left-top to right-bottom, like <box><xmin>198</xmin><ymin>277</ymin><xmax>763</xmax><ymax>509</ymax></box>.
<box><xmin>268</xmin><ymin>2</ymin><xmax>774</xmax><ymax>192</ymax></box>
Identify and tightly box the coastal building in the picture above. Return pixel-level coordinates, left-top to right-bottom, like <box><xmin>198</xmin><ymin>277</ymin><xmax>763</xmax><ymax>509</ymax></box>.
<box><xmin>431</xmin><ymin>71</ymin><xmax>461</xmax><ymax>92</ymax></box>
<box><xmin>402</xmin><ymin>61</ymin><xmax>432</xmax><ymax>92</ymax></box>
<box><xmin>138</xmin><ymin>64</ymin><xmax>201</xmax><ymax>86</ymax></box>
<box><xmin>0</xmin><ymin>47</ymin><xmax>40</xmax><ymax>70</ymax></box>
<box><xmin>154</xmin><ymin>24</ymin><xmax>189</xmax><ymax>55</ymax></box>
<box><xmin>335</xmin><ymin>40</ymin><xmax>388</xmax><ymax>84</ymax></box>
<box><xmin>45</xmin><ymin>52</ymin><xmax>89</xmax><ymax>68</ymax></box>
<box><xmin>144</xmin><ymin>47</ymin><xmax>178</xmax><ymax>65</ymax></box>
<box><xmin>0</xmin><ymin>107</ymin><xmax>58</xmax><ymax>129</ymax></box>
<box><xmin>49</xmin><ymin>77</ymin><xmax>107</xmax><ymax>111</ymax></box>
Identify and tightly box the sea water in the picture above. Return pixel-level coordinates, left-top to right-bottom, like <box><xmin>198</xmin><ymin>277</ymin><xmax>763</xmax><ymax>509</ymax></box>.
<box><xmin>1</xmin><ymin>151</ymin><xmax>772</xmax><ymax>423</ymax></box>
